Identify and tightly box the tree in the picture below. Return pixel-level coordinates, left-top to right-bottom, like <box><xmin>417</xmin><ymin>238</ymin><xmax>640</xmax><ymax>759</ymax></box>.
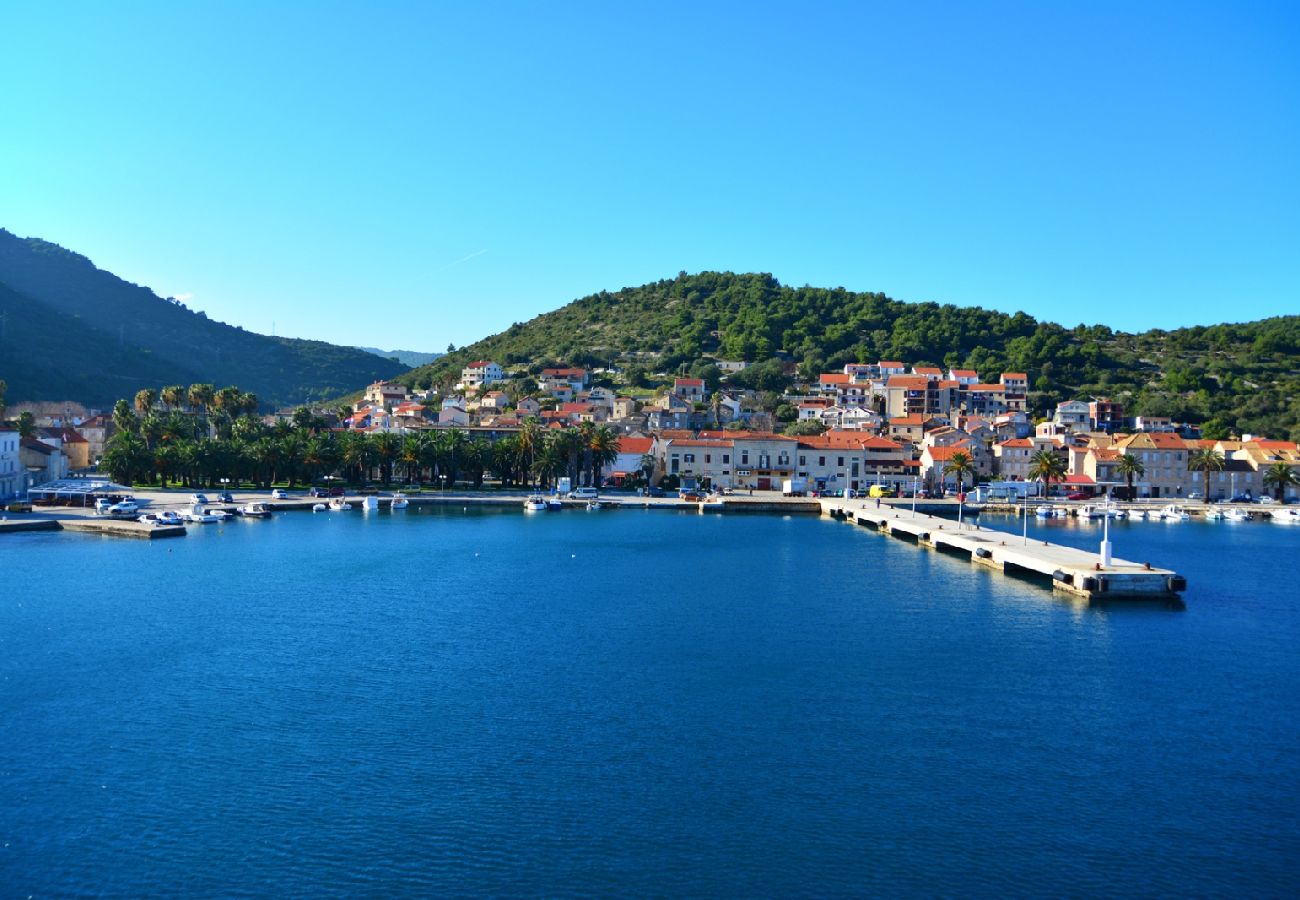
<box><xmin>134</xmin><ymin>388</ymin><xmax>157</xmax><ymax>417</ymax></box>
<box><xmin>587</xmin><ymin>424</ymin><xmax>621</xmax><ymax>488</ymax></box>
<box><xmin>187</xmin><ymin>383</ymin><xmax>215</xmax><ymax>420</ymax></box>
<box><xmin>1187</xmin><ymin>448</ymin><xmax>1225</xmax><ymax>502</ymax></box>
<box><xmin>1263</xmin><ymin>462</ymin><xmax>1298</xmax><ymax>502</ymax></box>
<box><xmin>17</xmin><ymin>410</ymin><xmax>36</xmax><ymax>438</ymax></box>
<box><xmin>942</xmin><ymin>450</ymin><xmax>976</xmax><ymax>495</ymax></box>
<box><xmin>0</xmin><ymin>378</ymin><xmax>7</xmax><ymax>420</ymax></box>
<box><xmin>1028</xmin><ymin>448</ymin><xmax>1067</xmax><ymax>497</ymax></box>
<box><xmin>161</xmin><ymin>384</ymin><xmax>186</xmax><ymax>412</ymax></box>
<box><xmin>112</xmin><ymin>399</ymin><xmax>138</xmax><ymax>435</ymax></box>
<box><xmin>1114</xmin><ymin>452</ymin><xmax>1145</xmax><ymax>501</ymax></box>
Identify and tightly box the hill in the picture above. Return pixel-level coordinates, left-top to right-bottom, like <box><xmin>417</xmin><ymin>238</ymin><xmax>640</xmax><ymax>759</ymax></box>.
<box><xmin>397</xmin><ymin>271</ymin><xmax>1300</xmax><ymax>440</ymax></box>
<box><xmin>0</xmin><ymin>229</ymin><xmax>404</xmax><ymax>408</ymax></box>
<box><xmin>356</xmin><ymin>347</ymin><xmax>444</xmax><ymax>368</ymax></box>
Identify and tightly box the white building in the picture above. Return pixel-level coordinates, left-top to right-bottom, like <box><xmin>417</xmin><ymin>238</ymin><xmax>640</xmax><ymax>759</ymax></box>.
<box><xmin>0</xmin><ymin>430</ymin><xmax>23</xmax><ymax>500</ymax></box>
<box><xmin>461</xmin><ymin>361</ymin><xmax>504</xmax><ymax>389</ymax></box>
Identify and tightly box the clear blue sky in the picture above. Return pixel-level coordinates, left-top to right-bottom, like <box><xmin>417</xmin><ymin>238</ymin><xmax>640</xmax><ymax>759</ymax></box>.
<box><xmin>2</xmin><ymin>1</ymin><xmax>1297</xmax><ymax>351</ymax></box>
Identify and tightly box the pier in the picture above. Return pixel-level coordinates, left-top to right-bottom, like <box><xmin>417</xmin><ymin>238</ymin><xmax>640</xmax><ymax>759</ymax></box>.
<box><xmin>823</xmin><ymin>500</ymin><xmax>1186</xmax><ymax>600</ymax></box>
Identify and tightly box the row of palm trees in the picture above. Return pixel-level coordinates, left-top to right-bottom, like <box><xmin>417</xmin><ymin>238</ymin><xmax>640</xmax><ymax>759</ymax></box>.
<box><xmin>101</xmin><ymin>405</ymin><xmax>624</xmax><ymax>492</ymax></box>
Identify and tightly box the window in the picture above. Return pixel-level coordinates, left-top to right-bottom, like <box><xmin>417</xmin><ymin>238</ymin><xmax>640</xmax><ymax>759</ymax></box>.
<box><xmin>705</xmin><ymin>454</ymin><xmax>711</xmax><ymax>464</ymax></box>
<box><xmin>722</xmin><ymin>454</ymin><xmax>730</xmax><ymax>464</ymax></box>
<box><xmin>684</xmin><ymin>453</ymin><xmax>695</xmax><ymax>463</ymax></box>
<box><xmin>742</xmin><ymin>452</ymin><xmax>749</xmax><ymax>465</ymax></box>
<box><xmin>818</xmin><ymin>456</ymin><xmax>826</xmax><ymax>467</ymax></box>
<box><xmin>799</xmin><ymin>455</ymin><xmax>806</xmax><ymax>466</ymax></box>
<box><xmin>837</xmin><ymin>456</ymin><xmax>844</xmax><ymax>467</ymax></box>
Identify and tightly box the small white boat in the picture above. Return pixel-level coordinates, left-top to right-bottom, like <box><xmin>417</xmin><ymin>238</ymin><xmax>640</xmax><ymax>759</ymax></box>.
<box><xmin>155</xmin><ymin>510</ymin><xmax>184</xmax><ymax>526</ymax></box>
<box><xmin>183</xmin><ymin>509</ymin><xmax>217</xmax><ymax>523</ymax></box>
<box><xmin>585</xmin><ymin>500</ymin><xmax>601</xmax><ymax>511</ymax></box>
<box><xmin>1077</xmin><ymin>504</ymin><xmax>1104</xmax><ymax>520</ymax></box>
<box><xmin>546</xmin><ymin>498</ymin><xmax>564</xmax><ymax>511</ymax></box>
<box><xmin>312</xmin><ymin>502</ymin><xmax>328</xmax><ymax>513</ymax></box>
<box><xmin>328</xmin><ymin>498</ymin><xmax>352</xmax><ymax>511</ymax></box>
<box><xmin>206</xmin><ymin>507</ymin><xmax>232</xmax><ymax>522</ymax></box>
<box><xmin>1159</xmin><ymin>504</ymin><xmax>1190</xmax><ymax>521</ymax></box>
<box><xmin>523</xmin><ymin>494</ymin><xmax>547</xmax><ymax>512</ymax></box>
<box><xmin>1107</xmin><ymin>507</ymin><xmax>1126</xmax><ymax>520</ymax></box>
<box><xmin>1205</xmin><ymin>508</ymin><xmax>1225</xmax><ymax>521</ymax></box>
<box><xmin>1052</xmin><ymin>506</ymin><xmax>1071</xmax><ymax>519</ymax></box>
<box><xmin>240</xmin><ymin>502</ymin><xmax>272</xmax><ymax>518</ymax></box>
<box><xmin>1223</xmin><ymin>507</ymin><xmax>1252</xmax><ymax>522</ymax></box>
<box><xmin>1035</xmin><ymin>506</ymin><xmax>1054</xmax><ymax>518</ymax></box>
<box><xmin>391</xmin><ymin>493</ymin><xmax>409</xmax><ymax>509</ymax></box>
<box><xmin>1268</xmin><ymin>508</ymin><xmax>1300</xmax><ymax>524</ymax></box>
<box><xmin>360</xmin><ymin>495</ymin><xmax>379</xmax><ymax>512</ymax></box>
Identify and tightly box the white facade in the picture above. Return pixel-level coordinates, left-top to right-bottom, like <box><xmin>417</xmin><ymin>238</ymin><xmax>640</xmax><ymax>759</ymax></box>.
<box><xmin>0</xmin><ymin>431</ymin><xmax>23</xmax><ymax>500</ymax></box>
<box><xmin>461</xmin><ymin>361</ymin><xmax>504</xmax><ymax>388</ymax></box>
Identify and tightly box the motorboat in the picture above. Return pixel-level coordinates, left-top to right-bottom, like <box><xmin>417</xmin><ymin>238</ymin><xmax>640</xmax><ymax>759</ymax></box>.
<box><xmin>1205</xmin><ymin>508</ymin><xmax>1225</xmax><ymax>521</ymax></box>
<box><xmin>546</xmin><ymin>498</ymin><xmax>564</xmax><ymax>511</ymax></box>
<box><xmin>523</xmin><ymin>494</ymin><xmax>547</xmax><ymax>512</ymax></box>
<box><xmin>1130</xmin><ymin>508</ymin><xmax>1147</xmax><ymax>520</ymax></box>
<box><xmin>1270</xmin><ymin>508</ymin><xmax>1300</xmax><ymax>524</ymax></box>
<box><xmin>328</xmin><ymin>498</ymin><xmax>352</xmax><ymax>511</ymax></box>
<box><xmin>1077</xmin><ymin>504</ymin><xmax>1105</xmax><ymax>520</ymax></box>
<box><xmin>1159</xmin><ymin>504</ymin><xmax>1190</xmax><ymax>521</ymax></box>
<box><xmin>1034</xmin><ymin>506</ymin><xmax>1054</xmax><ymax>518</ymax></box>
<box><xmin>360</xmin><ymin>495</ymin><xmax>379</xmax><ymax>512</ymax></box>
<box><xmin>585</xmin><ymin>500</ymin><xmax>601</xmax><ymax>511</ymax></box>
<box><xmin>1223</xmin><ymin>507</ymin><xmax>1252</xmax><ymax>522</ymax></box>
<box><xmin>1052</xmin><ymin>505</ymin><xmax>1072</xmax><ymax>519</ymax></box>
<box><xmin>184</xmin><ymin>508</ymin><xmax>218</xmax><ymax>523</ymax></box>
<box><xmin>239</xmin><ymin>502</ymin><xmax>273</xmax><ymax>518</ymax></box>
<box><xmin>155</xmin><ymin>510</ymin><xmax>184</xmax><ymax>526</ymax></box>
<box><xmin>312</xmin><ymin>502</ymin><xmax>328</xmax><ymax>513</ymax></box>
<box><xmin>391</xmin><ymin>492</ymin><xmax>409</xmax><ymax>509</ymax></box>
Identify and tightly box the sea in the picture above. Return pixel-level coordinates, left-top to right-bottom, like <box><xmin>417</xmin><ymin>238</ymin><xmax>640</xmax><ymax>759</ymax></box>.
<box><xmin>2</xmin><ymin>504</ymin><xmax>1297</xmax><ymax>896</ymax></box>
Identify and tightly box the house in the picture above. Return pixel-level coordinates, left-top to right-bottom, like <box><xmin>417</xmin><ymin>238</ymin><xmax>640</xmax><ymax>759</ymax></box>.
<box><xmin>20</xmin><ymin>437</ymin><xmax>69</xmax><ymax>486</ymax></box>
<box><xmin>1053</xmin><ymin>400</ymin><xmax>1092</xmax><ymax>432</ymax></box>
<box><xmin>798</xmin><ymin>398</ymin><xmax>834</xmax><ymax>421</ymax></box>
<box><xmin>1133</xmin><ymin>416</ymin><xmax>1175</xmax><ymax>432</ymax></box>
<box><xmin>1112</xmin><ymin>432</ymin><xmax>1190</xmax><ymax>498</ymax></box>
<box><xmin>947</xmin><ymin>368</ymin><xmax>979</xmax><ymax>386</ymax></box>
<box><xmin>363</xmin><ymin>380</ymin><xmax>409</xmax><ymax>407</ymax></box>
<box><xmin>696</xmin><ymin>432</ymin><xmax>800</xmax><ymax>491</ymax></box>
<box><xmin>792</xmin><ymin>432</ymin><xmax>909</xmax><ymax>494</ymax></box>
<box><xmin>612</xmin><ymin>397</ymin><xmax>640</xmax><ymax>419</ymax></box>
<box><xmin>920</xmin><ymin>443</ymin><xmax>977</xmax><ymax>492</ymax></box>
<box><xmin>672</xmin><ymin>378</ymin><xmax>706</xmax><ymax>402</ymax></box>
<box><xmin>0</xmin><ymin>429</ymin><xmax>23</xmax><ymax>500</ymax></box>
<box><xmin>74</xmin><ymin>414</ymin><xmax>115</xmax><ymax>462</ymax></box>
<box><xmin>884</xmin><ymin>375</ymin><xmax>933</xmax><ymax>418</ymax></box>
<box><xmin>437</xmin><ymin>406</ymin><xmax>470</xmax><ymax>427</ymax></box>
<box><xmin>886</xmin><ymin>414</ymin><xmax>927</xmax><ymax>445</ymax></box>
<box><xmin>1089</xmin><ymin>398</ymin><xmax>1125</xmax><ymax>433</ymax></box>
<box><xmin>877</xmin><ymin>361</ymin><xmax>906</xmax><ymax>378</ymax></box>
<box><xmin>460</xmin><ymin>361</ymin><xmax>504</xmax><ymax>388</ymax></box>
<box><xmin>40</xmin><ymin>427</ymin><xmax>91</xmax><ymax>469</ymax></box>
<box><xmin>557</xmin><ymin>402</ymin><xmax>608</xmax><ymax>424</ymax></box>
<box><xmin>963</xmin><ymin>384</ymin><xmax>1008</xmax><ymax>416</ymax></box>
<box><xmin>839</xmin><ymin>406</ymin><xmax>882</xmax><ymax>432</ymax></box>
<box><xmin>540</xmin><ymin>367</ymin><xmax>589</xmax><ymax>393</ymax></box>
<box><xmin>993</xmin><ymin>438</ymin><xmax>1036</xmax><ymax>481</ymax></box>
<box><xmin>661</xmin><ymin>438</ymin><xmax>735</xmax><ymax>489</ymax></box>
<box><xmin>1000</xmin><ymin>372</ymin><xmax>1029</xmax><ymax>394</ymax></box>
<box><xmin>516</xmin><ymin>397</ymin><xmax>542</xmax><ymax>417</ymax></box>
<box><xmin>604</xmin><ymin>435</ymin><xmax>655</xmax><ymax>485</ymax></box>
<box><xmin>479</xmin><ymin>391</ymin><xmax>510</xmax><ymax>410</ymax></box>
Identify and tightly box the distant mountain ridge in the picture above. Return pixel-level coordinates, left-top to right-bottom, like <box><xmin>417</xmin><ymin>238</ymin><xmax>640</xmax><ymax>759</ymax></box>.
<box><xmin>356</xmin><ymin>347</ymin><xmax>444</xmax><ymax>368</ymax></box>
<box><xmin>0</xmin><ymin>229</ymin><xmax>404</xmax><ymax>407</ymax></box>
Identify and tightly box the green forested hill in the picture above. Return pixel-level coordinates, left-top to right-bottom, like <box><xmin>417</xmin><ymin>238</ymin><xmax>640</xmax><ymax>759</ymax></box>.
<box><xmin>400</xmin><ymin>271</ymin><xmax>1300</xmax><ymax>440</ymax></box>
<box><xmin>0</xmin><ymin>229</ymin><xmax>404</xmax><ymax>408</ymax></box>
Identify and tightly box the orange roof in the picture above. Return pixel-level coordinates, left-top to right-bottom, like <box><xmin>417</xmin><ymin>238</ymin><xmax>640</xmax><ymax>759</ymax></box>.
<box><xmin>1093</xmin><ymin>448</ymin><xmax>1120</xmax><ymax>460</ymax></box>
<box><xmin>819</xmin><ymin>373</ymin><xmax>851</xmax><ymax>384</ymax></box>
<box><xmin>667</xmin><ymin>438</ymin><xmax>732</xmax><ymax>448</ymax></box>
<box><xmin>999</xmin><ymin>438</ymin><xmax>1032</xmax><ymax>448</ymax></box>
<box><xmin>926</xmin><ymin>444</ymin><xmax>972</xmax><ymax>461</ymax></box>
<box><xmin>889</xmin><ymin>415</ymin><xmax>926</xmax><ymax>426</ymax></box>
<box><xmin>949</xmin><ymin>369</ymin><xmax>978</xmax><ymax>377</ymax></box>
<box><xmin>1001</xmin><ymin>372</ymin><xmax>1028</xmax><ymax>380</ymax></box>
<box><xmin>913</xmin><ymin>366</ymin><xmax>942</xmax><ymax>376</ymax></box>
<box><xmin>878</xmin><ymin>360</ymin><xmax>905</xmax><ymax>368</ymax></box>
<box><xmin>618</xmin><ymin>437</ymin><xmax>654</xmax><ymax>454</ymax></box>
<box><xmin>674</xmin><ymin>378</ymin><xmax>704</xmax><ymax>386</ymax></box>
<box><xmin>887</xmin><ymin>375</ymin><xmax>931</xmax><ymax>388</ymax></box>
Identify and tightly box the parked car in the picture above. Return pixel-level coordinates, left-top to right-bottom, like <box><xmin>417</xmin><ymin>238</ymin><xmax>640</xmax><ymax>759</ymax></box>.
<box><xmin>647</xmin><ymin>486</ymin><xmax>665</xmax><ymax>498</ymax></box>
<box><xmin>1186</xmin><ymin>491</ymin><xmax>1203</xmax><ymax>500</ymax></box>
<box><xmin>190</xmin><ymin>493</ymin><xmax>210</xmax><ymax>504</ymax></box>
<box><xmin>1256</xmin><ymin>496</ymin><xmax>1275</xmax><ymax>504</ymax></box>
<box><xmin>568</xmin><ymin>487</ymin><xmax>599</xmax><ymax>500</ymax></box>
<box><xmin>1229</xmin><ymin>494</ymin><xmax>1253</xmax><ymax>504</ymax></box>
<box><xmin>1065</xmin><ymin>491</ymin><xmax>1090</xmax><ymax>501</ymax></box>
<box><xmin>679</xmin><ymin>491</ymin><xmax>705</xmax><ymax>501</ymax></box>
<box><xmin>218</xmin><ymin>491</ymin><xmax>235</xmax><ymax>503</ymax></box>
<box><xmin>308</xmin><ymin>487</ymin><xmax>329</xmax><ymax>497</ymax></box>
<box><xmin>270</xmin><ymin>489</ymin><xmax>288</xmax><ymax>500</ymax></box>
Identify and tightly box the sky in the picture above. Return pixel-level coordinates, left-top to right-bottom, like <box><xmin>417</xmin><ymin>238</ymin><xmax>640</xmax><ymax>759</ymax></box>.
<box><xmin>2</xmin><ymin>1</ymin><xmax>1297</xmax><ymax>351</ymax></box>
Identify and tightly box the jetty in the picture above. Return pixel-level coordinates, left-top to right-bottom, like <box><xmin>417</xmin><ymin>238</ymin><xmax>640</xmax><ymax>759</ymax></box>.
<box><xmin>823</xmin><ymin>500</ymin><xmax>1186</xmax><ymax>600</ymax></box>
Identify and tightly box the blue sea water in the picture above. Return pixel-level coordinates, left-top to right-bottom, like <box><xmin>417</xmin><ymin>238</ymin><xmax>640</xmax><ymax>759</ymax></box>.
<box><xmin>1</xmin><ymin>506</ymin><xmax>1298</xmax><ymax>896</ymax></box>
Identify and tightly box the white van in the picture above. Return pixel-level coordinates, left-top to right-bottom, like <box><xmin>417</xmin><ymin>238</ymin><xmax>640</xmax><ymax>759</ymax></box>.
<box><xmin>568</xmin><ymin>487</ymin><xmax>599</xmax><ymax>500</ymax></box>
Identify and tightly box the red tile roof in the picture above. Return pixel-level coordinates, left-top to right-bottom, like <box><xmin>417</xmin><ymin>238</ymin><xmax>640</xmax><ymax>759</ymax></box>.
<box><xmin>617</xmin><ymin>437</ymin><xmax>654</xmax><ymax>454</ymax></box>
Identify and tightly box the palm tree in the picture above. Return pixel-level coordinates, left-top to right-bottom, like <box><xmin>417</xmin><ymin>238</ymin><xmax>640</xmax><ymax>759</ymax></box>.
<box><xmin>187</xmin><ymin>383</ymin><xmax>215</xmax><ymax>421</ymax></box>
<box><xmin>1114</xmin><ymin>453</ymin><xmax>1145</xmax><ymax>501</ymax></box>
<box><xmin>516</xmin><ymin>418</ymin><xmax>543</xmax><ymax>487</ymax></box>
<box><xmin>373</xmin><ymin>432</ymin><xmax>400</xmax><ymax>486</ymax></box>
<box><xmin>1028</xmin><ymin>448</ymin><xmax>1067</xmax><ymax>498</ymax></box>
<box><xmin>112</xmin><ymin>398</ymin><xmax>139</xmax><ymax>435</ymax></box>
<box><xmin>161</xmin><ymin>384</ymin><xmax>186</xmax><ymax>413</ymax></box>
<box><xmin>134</xmin><ymin>388</ymin><xmax>158</xmax><ymax>418</ymax></box>
<box><xmin>1187</xmin><ymin>448</ymin><xmax>1225</xmax><ymax>503</ymax></box>
<box><xmin>941</xmin><ymin>450</ymin><xmax>976</xmax><ymax>496</ymax></box>
<box><xmin>1264</xmin><ymin>462</ymin><xmax>1299</xmax><ymax>502</ymax></box>
<box><xmin>587</xmin><ymin>424</ymin><xmax>621</xmax><ymax>488</ymax></box>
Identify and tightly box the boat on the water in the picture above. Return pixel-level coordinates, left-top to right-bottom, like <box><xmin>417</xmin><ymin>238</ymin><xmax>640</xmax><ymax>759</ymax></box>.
<box><xmin>1269</xmin><ymin>508</ymin><xmax>1300</xmax><ymax>524</ymax></box>
<box><xmin>523</xmin><ymin>494</ymin><xmax>547</xmax><ymax>512</ymax></box>
<box><xmin>1077</xmin><ymin>504</ymin><xmax>1105</xmax><ymax>520</ymax></box>
<box><xmin>239</xmin><ymin>502</ymin><xmax>272</xmax><ymax>518</ymax></box>
<box><xmin>312</xmin><ymin>502</ymin><xmax>328</xmax><ymax>513</ymax></box>
<box><xmin>183</xmin><ymin>508</ymin><xmax>218</xmax><ymax>523</ymax></box>
<box><xmin>1223</xmin><ymin>507</ymin><xmax>1253</xmax><ymax>522</ymax></box>
<box><xmin>1206</xmin><ymin>508</ymin><xmax>1225</xmax><ymax>521</ymax></box>
<box><xmin>546</xmin><ymin>498</ymin><xmax>564</xmax><ymax>511</ymax></box>
<box><xmin>391</xmin><ymin>493</ymin><xmax>409</xmax><ymax>509</ymax></box>
<box><xmin>1158</xmin><ymin>504</ymin><xmax>1190</xmax><ymax>521</ymax></box>
<box><xmin>328</xmin><ymin>498</ymin><xmax>352</xmax><ymax>511</ymax></box>
<box><xmin>360</xmin><ymin>495</ymin><xmax>379</xmax><ymax>512</ymax></box>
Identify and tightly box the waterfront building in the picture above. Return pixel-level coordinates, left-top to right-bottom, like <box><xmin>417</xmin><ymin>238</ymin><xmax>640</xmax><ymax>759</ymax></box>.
<box><xmin>0</xmin><ymin>429</ymin><xmax>23</xmax><ymax>500</ymax></box>
<box><xmin>1112</xmin><ymin>432</ymin><xmax>1189</xmax><ymax>498</ymax></box>
<box><xmin>20</xmin><ymin>437</ymin><xmax>69</xmax><ymax>486</ymax></box>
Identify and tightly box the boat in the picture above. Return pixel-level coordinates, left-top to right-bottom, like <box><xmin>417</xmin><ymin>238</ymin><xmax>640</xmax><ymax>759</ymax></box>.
<box><xmin>205</xmin><ymin>507</ymin><xmax>232</xmax><ymax>522</ymax></box>
<box><xmin>1223</xmin><ymin>507</ymin><xmax>1252</xmax><ymax>522</ymax></box>
<box><xmin>1130</xmin><ymin>508</ymin><xmax>1147</xmax><ymax>520</ymax></box>
<box><xmin>391</xmin><ymin>492</ymin><xmax>409</xmax><ymax>509</ymax></box>
<box><xmin>699</xmin><ymin>497</ymin><xmax>725</xmax><ymax>512</ymax></box>
<box><xmin>546</xmin><ymin>498</ymin><xmax>564</xmax><ymax>511</ymax></box>
<box><xmin>155</xmin><ymin>510</ymin><xmax>184</xmax><ymax>526</ymax></box>
<box><xmin>1158</xmin><ymin>504</ymin><xmax>1190</xmax><ymax>521</ymax></box>
<box><xmin>1052</xmin><ymin>505</ymin><xmax>1071</xmax><ymax>519</ymax></box>
<box><xmin>239</xmin><ymin>502</ymin><xmax>272</xmax><ymax>518</ymax></box>
<box><xmin>312</xmin><ymin>502</ymin><xmax>328</xmax><ymax>513</ymax></box>
<box><xmin>328</xmin><ymin>498</ymin><xmax>352</xmax><ymax>511</ymax></box>
<box><xmin>523</xmin><ymin>494</ymin><xmax>547</xmax><ymax>512</ymax></box>
<box><xmin>1077</xmin><ymin>504</ymin><xmax>1105</xmax><ymax>520</ymax></box>
<box><xmin>360</xmin><ymin>495</ymin><xmax>379</xmax><ymax>512</ymax></box>
<box><xmin>585</xmin><ymin>500</ymin><xmax>601</xmax><ymax>511</ymax></box>
<box><xmin>1034</xmin><ymin>506</ymin><xmax>1054</xmax><ymax>518</ymax></box>
<box><xmin>1205</xmin><ymin>508</ymin><xmax>1225</xmax><ymax>521</ymax></box>
<box><xmin>1270</xmin><ymin>508</ymin><xmax>1300</xmax><ymax>524</ymax></box>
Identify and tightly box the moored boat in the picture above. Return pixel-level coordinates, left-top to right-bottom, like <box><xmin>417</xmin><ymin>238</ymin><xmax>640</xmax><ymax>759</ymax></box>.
<box><xmin>1223</xmin><ymin>507</ymin><xmax>1252</xmax><ymax>522</ymax></box>
<box><xmin>1159</xmin><ymin>504</ymin><xmax>1190</xmax><ymax>521</ymax></box>
<box><xmin>328</xmin><ymin>498</ymin><xmax>352</xmax><ymax>511</ymax></box>
<box><xmin>1268</xmin><ymin>508</ymin><xmax>1300</xmax><ymax>524</ymax></box>
<box><xmin>312</xmin><ymin>502</ymin><xmax>328</xmax><ymax>513</ymax></box>
<box><xmin>360</xmin><ymin>495</ymin><xmax>379</xmax><ymax>512</ymax></box>
<box><xmin>391</xmin><ymin>492</ymin><xmax>409</xmax><ymax>509</ymax></box>
<box><xmin>523</xmin><ymin>494</ymin><xmax>547</xmax><ymax>512</ymax></box>
<box><xmin>239</xmin><ymin>502</ymin><xmax>273</xmax><ymax>518</ymax></box>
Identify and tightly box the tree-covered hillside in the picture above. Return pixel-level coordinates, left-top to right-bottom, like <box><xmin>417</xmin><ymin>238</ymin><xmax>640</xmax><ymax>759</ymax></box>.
<box><xmin>399</xmin><ymin>272</ymin><xmax>1300</xmax><ymax>440</ymax></box>
<box><xmin>0</xmin><ymin>229</ymin><xmax>404</xmax><ymax>408</ymax></box>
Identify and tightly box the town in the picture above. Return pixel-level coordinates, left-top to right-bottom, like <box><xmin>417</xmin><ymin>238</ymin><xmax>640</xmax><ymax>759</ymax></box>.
<box><xmin>4</xmin><ymin>358</ymin><xmax>1298</xmax><ymax>506</ymax></box>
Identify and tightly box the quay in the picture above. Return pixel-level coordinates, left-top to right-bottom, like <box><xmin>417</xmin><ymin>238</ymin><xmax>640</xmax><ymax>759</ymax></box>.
<box><xmin>822</xmin><ymin>500</ymin><xmax>1187</xmax><ymax>601</ymax></box>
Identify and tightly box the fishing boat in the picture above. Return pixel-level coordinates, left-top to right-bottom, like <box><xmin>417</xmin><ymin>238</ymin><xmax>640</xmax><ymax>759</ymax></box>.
<box><xmin>1034</xmin><ymin>505</ymin><xmax>1054</xmax><ymax>518</ymax></box>
<box><xmin>1223</xmin><ymin>507</ymin><xmax>1252</xmax><ymax>522</ymax></box>
<box><xmin>1205</xmin><ymin>508</ymin><xmax>1225</xmax><ymax>521</ymax></box>
<box><xmin>239</xmin><ymin>502</ymin><xmax>273</xmax><ymax>518</ymax></box>
<box><xmin>328</xmin><ymin>497</ymin><xmax>352</xmax><ymax>511</ymax></box>
<box><xmin>523</xmin><ymin>494</ymin><xmax>547</xmax><ymax>512</ymax></box>
<box><xmin>1077</xmin><ymin>504</ymin><xmax>1105</xmax><ymax>520</ymax></box>
<box><xmin>1158</xmin><ymin>504</ymin><xmax>1190</xmax><ymax>521</ymax></box>
<box><xmin>391</xmin><ymin>492</ymin><xmax>409</xmax><ymax>509</ymax></box>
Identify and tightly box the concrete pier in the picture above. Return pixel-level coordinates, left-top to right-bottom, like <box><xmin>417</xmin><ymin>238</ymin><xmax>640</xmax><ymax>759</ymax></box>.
<box><xmin>823</xmin><ymin>501</ymin><xmax>1186</xmax><ymax>600</ymax></box>
<box><xmin>58</xmin><ymin>520</ymin><xmax>186</xmax><ymax>539</ymax></box>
